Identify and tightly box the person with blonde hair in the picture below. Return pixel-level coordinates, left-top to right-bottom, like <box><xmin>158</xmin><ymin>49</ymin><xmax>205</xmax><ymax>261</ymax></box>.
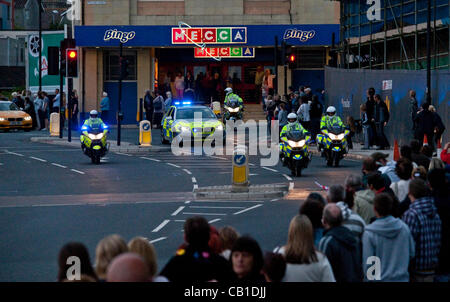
<box><xmin>95</xmin><ymin>234</ymin><xmax>128</xmax><ymax>281</ymax></box>
<box><xmin>128</xmin><ymin>237</ymin><xmax>168</xmax><ymax>282</ymax></box>
<box><xmin>218</xmin><ymin>226</ymin><xmax>239</xmax><ymax>260</ymax></box>
<box><xmin>275</xmin><ymin>215</ymin><xmax>335</xmax><ymax>282</ymax></box>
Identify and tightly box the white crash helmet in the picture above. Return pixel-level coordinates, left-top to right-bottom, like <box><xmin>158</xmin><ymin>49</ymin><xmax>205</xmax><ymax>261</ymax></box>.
<box><xmin>224</xmin><ymin>87</ymin><xmax>233</xmax><ymax>95</ymax></box>
<box><xmin>287</xmin><ymin>113</ymin><xmax>297</xmax><ymax>123</ymax></box>
<box><xmin>326</xmin><ymin>106</ymin><xmax>336</xmax><ymax>115</ymax></box>
<box><xmin>90</xmin><ymin>110</ymin><xmax>99</xmax><ymax>118</ymax></box>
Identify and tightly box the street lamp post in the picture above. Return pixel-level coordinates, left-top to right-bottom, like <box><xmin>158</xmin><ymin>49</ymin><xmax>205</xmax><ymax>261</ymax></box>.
<box><xmin>426</xmin><ymin>0</ymin><xmax>431</xmax><ymax>104</ymax></box>
<box><xmin>38</xmin><ymin>0</ymin><xmax>42</xmax><ymax>92</ymax></box>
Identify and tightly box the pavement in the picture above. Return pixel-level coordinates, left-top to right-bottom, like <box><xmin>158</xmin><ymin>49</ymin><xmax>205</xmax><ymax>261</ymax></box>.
<box><xmin>309</xmin><ymin>141</ymin><xmax>394</xmax><ymax>161</ymax></box>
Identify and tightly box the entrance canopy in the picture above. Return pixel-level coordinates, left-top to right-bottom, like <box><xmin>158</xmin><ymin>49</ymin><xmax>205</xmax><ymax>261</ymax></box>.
<box><xmin>74</xmin><ymin>24</ymin><xmax>339</xmax><ymax>47</ymax></box>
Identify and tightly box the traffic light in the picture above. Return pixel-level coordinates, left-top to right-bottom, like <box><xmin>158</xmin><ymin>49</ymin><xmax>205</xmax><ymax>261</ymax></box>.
<box><xmin>66</xmin><ymin>48</ymin><xmax>78</xmax><ymax>77</ymax></box>
<box><xmin>120</xmin><ymin>56</ymin><xmax>129</xmax><ymax>80</ymax></box>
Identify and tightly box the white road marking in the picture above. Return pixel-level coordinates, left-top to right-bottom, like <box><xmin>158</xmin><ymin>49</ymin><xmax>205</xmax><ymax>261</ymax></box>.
<box><xmin>191</xmin><ymin>177</ymin><xmax>197</xmax><ymax>183</ymax></box>
<box><xmin>152</xmin><ymin>219</ymin><xmax>170</xmax><ymax>233</ymax></box>
<box><xmin>282</xmin><ymin>174</ymin><xmax>293</xmax><ymax>181</ymax></box>
<box><xmin>149</xmin><ymin>237</ymin><xmax>167</xmax><ymax>244</ymax></box>
<box><xmin>71</xmin><ymin>169</ymin><xmax>85</xmax><ymax>175</ymax></box>
<box><xmin>182</xmin><ymin>212</ymin><xmax>226</xmax><ymax>216</ymax></box>
<box><xmin>0</xmin><ymin>163</ymin><xmax>3</xmax><ymax>166</ymax></box>
<box><xmin>208</xmin><ymin>155</ymin><xmax>227</xmax><ymax>160</ymax></box>
<box><xmin>184</xmin><ymin>200</ymin><xmax>191</xmax><ymax>204</ymax></box>
<box><xmin>289</xmin><ymin>182</ymin><xmax>295</xmax><ymax>190</ymax></box>
<box><xmin>193</xmin><ymin>184</ymin><xmax>199</xmax><ymax>190</ymax></box>
<box><xmin>30</xmin><ymin>156</ymin><xmax>47</xmax><ymax>162</ymax></box>
<box><xmin>190</xmin><ymin>206</ymin><xmax>245</xmax><ymax>209</ymax></box>
<box><xmin>248</xmin><ymin>163</ymin><xmax>255</xmax><ymax>166</ymax></box>
<box><xmin>262</xmin><ymin>167</ymin><xmax>278</xmax><ymax>172</ymax></box>
<box><xmin>271</xmin><ymin>198</ymin><xmax>280</xmax><ymax>202</ymax></box>
<box><xmin>208</xmin><ymin>219</ymin><xmax>222</xmax><ymax>224</ymax></box>
<box><xmin>233</xmin><ymin>204</ymin><xmax>263</xmax><ymax>215</ymax></box>
<box><xmin>249</xmin><ymin>173</ymin><xmax>259</xmax><ymax>176</ymax></box>
<box><xmin>115</xmin><ymin>152</ymin><xmax>132</xmax><ymax>157</ymax></box>
<box><xmin>51</xmin><ymin>163</ymin><xmax>67</xmax><ymax>169</ymax></box>
<box><xmin>6</xmin><ymin>151</ymin><xmax>24</xmax><ymax>157</ymax></box>
<box><xmin>140</xmin><ymin>156</ymin><xmax>161</xmax><ymax>162</ymax></box>
<box><xmin>182</xmin><ymin>169</ymin><xmax>192</xmax><ymax>175</ymax></box>
<box><xmin>167</xmin><ymin>162</ymin><xmax>181</xmax><ymax>168</ymax></box>
<box><xmin>171</xmin><ymin>206</ymin><xmax>185</xmax><ymax>216</ymax></box>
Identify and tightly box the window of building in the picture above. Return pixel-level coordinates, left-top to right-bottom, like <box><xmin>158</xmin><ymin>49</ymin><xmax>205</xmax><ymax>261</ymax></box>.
<box><xmin>291</xmin><ymin>48</ymin><xmax>326</xmax><ymax>69</ymax></box>
<box><xmin>103</xmin><ymin>50</ymin><xmax>137</xmax><ymax>81</ymax></box>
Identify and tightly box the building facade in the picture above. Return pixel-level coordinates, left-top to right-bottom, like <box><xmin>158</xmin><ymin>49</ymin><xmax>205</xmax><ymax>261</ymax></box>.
<box><xmin>337</xmin><ymin>0</ymin><xmax>450</xmax><ymax>70</ymax></box>
<box><xmin>74</xmin><ymin>0</ymin><xmax>340</xmax><ymax>124</ymax></box>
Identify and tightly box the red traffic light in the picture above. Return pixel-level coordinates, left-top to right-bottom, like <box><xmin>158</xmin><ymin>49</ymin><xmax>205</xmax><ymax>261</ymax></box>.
<box><xmin>68</xmin><ymin>50</ymin><xmax>77</xmax><ymax>59</ymax></box>
<box><xmin>289</xmin><ymin>55</ymin><xmax>296</xmax><ymax>62</ymax></box>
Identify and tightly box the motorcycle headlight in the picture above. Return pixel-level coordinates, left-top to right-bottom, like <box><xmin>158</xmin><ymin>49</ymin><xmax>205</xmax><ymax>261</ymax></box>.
<box><xmin>24</xmin><ymin>116</ymin><xmax>32</xmax><ymax>121</ymax></box>
<box><xmin>288</xmin><ymin>140</ymin><xmax>306</xmax><ymax>148</ymax></box>
<box><xmin>180</xmin><ymin>126</ymin><xmax>191</xmax><ymax>133</ymax></box>
<box><xmin>337</xmin><ymin>133</ymin><xmax>345</xmax><ymax>140</ymax></box>
<box><xmin>228</xmin><ymin>107</ymin><xmax>239</xmax><ymax>113</ymax></box>
<box><xmin>328</xmin><ymin>133</ymin><xmax>337</xmax><ymax>140</ymax></box>
<box><xmin>88</xmin><ymin>133</ymin><xmax>96</xmax><ymax>140</ymax></box>
<box><xmin>0</xmin><ymin>117</ymin><xmax>5</xmax><ymax>121</ymax></box>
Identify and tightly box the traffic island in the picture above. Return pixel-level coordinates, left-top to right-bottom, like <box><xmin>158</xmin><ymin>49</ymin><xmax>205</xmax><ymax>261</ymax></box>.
<box><xmin>193</xmin><ymin>183</ymin><xmax>290</xmax><ymax>200</ymax></box>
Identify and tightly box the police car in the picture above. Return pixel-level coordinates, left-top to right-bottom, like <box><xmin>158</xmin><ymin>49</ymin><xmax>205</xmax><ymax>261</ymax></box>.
<box><xmin>160</xmin><ymin>104</ymin><xmax>225</xmax><ymax>144</ymax></box>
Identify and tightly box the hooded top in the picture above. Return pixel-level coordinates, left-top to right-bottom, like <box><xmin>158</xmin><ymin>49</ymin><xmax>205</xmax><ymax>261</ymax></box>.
<box><xmin>353</xmin><ymin>189</ymin><xmax>376</xmax><ymax>224</ymax></box>
<box><xmin>362</xmin><ymin>216</ymin><xmax>415</xmax><ymax>281</ymax></box>
<box><xmin>318</xmin><ymin>226</ymin><xmax>363</xmax><ymax>282</ymax></box>
<box><xmin>336</xmin><ymin>202</ymin><xmax>366</xmax><ymax>240</ymax></box>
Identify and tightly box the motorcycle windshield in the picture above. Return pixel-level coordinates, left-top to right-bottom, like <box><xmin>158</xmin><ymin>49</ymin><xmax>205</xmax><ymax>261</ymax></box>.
<box><xmin>229</xmin><ymin>99</ymin><xmax>239</xmax><ymax>108</ymax></box>
<box><xmin>328</xmin><ymin>125</ymin><xmax>344</xmax><ymax>135</ymax></box>
<box><xmin>286</xmin><ymin>130</ymin><xmax>305</xmax><ymax>141</ymax></box>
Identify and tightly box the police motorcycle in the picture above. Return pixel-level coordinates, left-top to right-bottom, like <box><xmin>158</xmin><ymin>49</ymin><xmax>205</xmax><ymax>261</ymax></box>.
<box><xmin>280</xmin><ymin>113</ymin><xmax>312</xmax><ymax>177</ymax></box>
<box><xmin>223</xmin><ymin>87</ymin><xmax>244</xmax><ymax>123</ymax></box>
<box><xmin>316</xmin><ymin>107</ymin><xmax>350</xmax><ymax>167</ymax></box>
<box><xmin>80</xmin><ymin>110</ymin><xmax>109</xmax><ymax>165</ymax></box>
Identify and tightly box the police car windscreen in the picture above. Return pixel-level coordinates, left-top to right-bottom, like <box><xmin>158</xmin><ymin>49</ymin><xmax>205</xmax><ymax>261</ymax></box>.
<box><xmin>176</xmin><ymin>108</ymin><xmax>216</xmax><ymax>120</ymax></box>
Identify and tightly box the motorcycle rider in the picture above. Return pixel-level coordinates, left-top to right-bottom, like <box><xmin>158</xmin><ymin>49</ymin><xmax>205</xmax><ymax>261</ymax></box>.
<box><xmin>224</xmin><ymin>87</ymin><xmax>244</xmax><ymax>109</ymax></box>
<box><xmin>80</xmin><ymin>110</ymin><xmax>108</xmax><ymax>150</ymax></box>
<box><xmin>317</xmin><ymin>106</ymin><xmax>345</xmax><ymax>150</ymax></box>
<box><xmin>280</xmin><ymin>113</ymin><xmax>309</xmax><ymax>165</ymax></box>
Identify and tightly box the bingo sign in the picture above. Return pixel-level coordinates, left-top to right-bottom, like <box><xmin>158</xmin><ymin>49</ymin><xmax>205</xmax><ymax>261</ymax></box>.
<box><xmin>172</xmin><ymin>27</ymin><xmax>247</xmax><ymax>44</ymax></box>
<box><xmin>195</xmin><ymin>47</ymin><xmax>255</xmax><ymax>59</ymax></box>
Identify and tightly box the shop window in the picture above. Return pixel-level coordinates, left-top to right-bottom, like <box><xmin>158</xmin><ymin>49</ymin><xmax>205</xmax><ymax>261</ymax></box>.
<box><xmin>228</xmin><ymin>66</ymin><xmax>242</xmax><ymax>85</ymax></box>
<box><xmin>243</xmin><ymin>66</ymin><xmax>257</xmax><ymax>85</ymax></box>
<box><xmin>103</xmin><ymin>50</ymin><xmax>137</xmax><ymax>81</ymax></box>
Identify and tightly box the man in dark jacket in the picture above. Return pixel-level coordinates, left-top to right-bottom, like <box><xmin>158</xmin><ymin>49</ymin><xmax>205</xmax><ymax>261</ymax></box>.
<box><xmin>409</xmin><ymin>90</ymin><xmax>419</xmax><ymax>139</ymax></box>
<box><xmin>414</xmin><ymin>102</ymin><xmax>437</xmax><ymax>151</ymax></box>
<box><xmin>410</xmin><ymin>139</ymin><xmax>431</xmax><ymax>169</ymax></box>
<box><xmin>365</xmin><ymin>87</ymin><xmax>376</xmax><ymax>147</ymax></box>
<box><xmin>374</xmin><ymin>94</ymin><xmax>390</xmax><ymax>150</ymax></box>
<box><xmin>318</xmin><ymin>204</ymin><xmax>363</xmax><ymax>282</ymax></box>
<box><xmin>160</xmin><ymin>216</ymin><xmax>233</xmax><ymax>282</ymax></box>
<box><xmin>309</xmin><ymin>95</ymin><xmax>323</xmax><ymax>144</ymax></box>
<box><xmin>144</xmin><ymin>90</ymin><xmax>154</xmax><ymax>128</ymax></box>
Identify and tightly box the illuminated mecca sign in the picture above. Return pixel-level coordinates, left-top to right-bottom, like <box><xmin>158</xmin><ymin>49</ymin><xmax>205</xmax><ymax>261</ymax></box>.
<box><xmin>194</xmin><ymin>47</ymin><xmax>255</xmax><ymax>59</ymax></box>
<box><xmin>283</xmin><ymin>29</ymin><xmax>316</xmax><ymax>42</ymax></box>
<box><xmin>172</xmin><ymin>27</ymin><xmax>247</xmax><ymax>44</ymax></box>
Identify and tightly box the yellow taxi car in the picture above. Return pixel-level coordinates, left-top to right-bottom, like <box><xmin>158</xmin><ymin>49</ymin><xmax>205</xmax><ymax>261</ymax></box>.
<box><xmin>0</xmin><ymin>101</ymin><xmax>33</xmax><ymax>132</ymax></box>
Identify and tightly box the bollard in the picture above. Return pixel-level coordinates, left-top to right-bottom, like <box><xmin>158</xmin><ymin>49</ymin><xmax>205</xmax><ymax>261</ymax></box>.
<box><xmin>49</xmin><ymin>112</ymin><xmax>60</xmax><ymax>136</ymax></box>
<box><xmin>232</xmin><ymin>145</ymin><xmax>249</xmax><ymax>192</ymax></box>
<box><xmin>139</xmin><ymin>120</ymin><xmax>152</xmax><ymax>146</ymax></box>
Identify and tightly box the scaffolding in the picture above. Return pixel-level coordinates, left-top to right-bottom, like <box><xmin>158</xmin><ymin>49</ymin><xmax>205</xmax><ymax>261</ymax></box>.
<box><xmin>338</xmin><ymin>0</ymin><xmax>450</xmax><ymax>70</ymax></box>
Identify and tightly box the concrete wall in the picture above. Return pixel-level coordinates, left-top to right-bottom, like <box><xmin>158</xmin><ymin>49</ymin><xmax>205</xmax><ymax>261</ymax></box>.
<box><xmin>83</xmin><ymin>49</ymin><xmax>100</xmax><ymax>111</ymax></box>
<box><xmin>85</xmin><ymin>0</ymin><xmax>340</xmax><ymax>26</ymax></box>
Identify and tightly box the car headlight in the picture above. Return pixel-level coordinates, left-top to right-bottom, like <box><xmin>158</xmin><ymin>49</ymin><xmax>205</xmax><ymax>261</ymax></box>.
<box><xmin>24</xmin><ymin>116</ymin><xmax>32</xmax><ymax>121</ymax></box>
<box><xmin>180</xmin><ymin>126</ymin><xmax>191</xmax><ymax>133</ymax></box>
<box><xmin>288</xmin><ymin>140</ymin><xmax>306</xmax><ymax>148</ymax></box>
<box><xmin>337</xmin><ymin>133</ymin><xmax>345</xmax><ymax>140</ymax></box>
